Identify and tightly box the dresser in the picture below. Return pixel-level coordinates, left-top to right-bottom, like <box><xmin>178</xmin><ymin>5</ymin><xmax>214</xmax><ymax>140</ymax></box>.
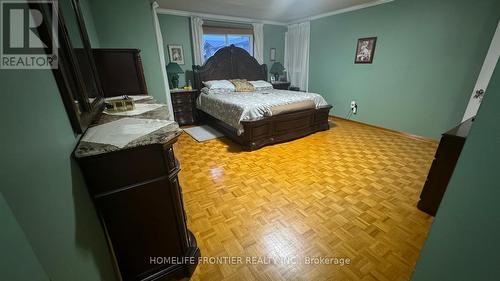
<box><xmin>271</xmin><ymin>81</ymin><xmax>291</xmax><ymax>90</ymax></box>
<box><xmin>74</xmin><ymin>102</ymin><xmax>200</xmax><ymax>280</ymax></box>
<box><xmin>417</xmin><ymin>118</ymin><xmax>474</xmax><ymax>216</ymax></box>
<box><xmin>170</xmin><ymin>89</ymin><xmax>200</xmax><ymax>126</ymax></box>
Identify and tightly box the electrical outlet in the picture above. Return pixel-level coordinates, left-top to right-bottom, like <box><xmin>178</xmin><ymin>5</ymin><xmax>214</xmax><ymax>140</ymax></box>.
<box><xmin>350</xmin><ymin>101</ymin><xmax>358</xmax><ymax>114</ymax></box>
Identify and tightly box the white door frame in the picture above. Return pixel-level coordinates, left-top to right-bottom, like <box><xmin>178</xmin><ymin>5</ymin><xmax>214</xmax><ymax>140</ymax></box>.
<box><xmin>462</xmin><ymin>21</ymin><xmax>500</xmax><ymax>121</ymax></box>
<box><xmin>152</xmin><ymin>1</ymin><xmax>175</xmax><ymax>120</ymax></box>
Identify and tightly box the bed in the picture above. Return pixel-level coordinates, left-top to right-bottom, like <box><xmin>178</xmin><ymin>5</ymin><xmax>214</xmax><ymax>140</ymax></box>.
<box><xmin>193</xmin><ymin>45</ymin><xmax>332</xmax><ymax>150</ymax></box>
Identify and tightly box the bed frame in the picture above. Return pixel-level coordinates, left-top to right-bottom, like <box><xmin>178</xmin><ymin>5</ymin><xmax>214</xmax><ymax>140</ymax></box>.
<box><xmin>193</xmin><ymin>45</ymin><xmax>332</xmax><ymax>150</ymax></box>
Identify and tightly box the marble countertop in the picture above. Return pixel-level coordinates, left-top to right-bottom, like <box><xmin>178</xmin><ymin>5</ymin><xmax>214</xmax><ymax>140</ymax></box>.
<box><xmin>74</xmin><ymin>98</ymin><xmax>181</xmax><ymax>158</ymax></box>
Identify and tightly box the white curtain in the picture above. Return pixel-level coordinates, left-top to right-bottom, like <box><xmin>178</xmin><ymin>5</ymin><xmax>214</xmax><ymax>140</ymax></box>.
<box><xmin>151</xmin><ymin>1</ymin><xmax>174</xmax><ymax>119</ymax></box>
<box><xmin>284</xmin><ymin>21</ymin><xmax>310</xmax><ymax>91</ymax></box>
<box><xmin>252</xmin><ymin>23</ymin><xmax>264</xmax><ymax>64</ymax></box>
<box><xmin>191</xmin><ymin>17</ymin><xmax>204</xmax><ymax>65</ymax></box>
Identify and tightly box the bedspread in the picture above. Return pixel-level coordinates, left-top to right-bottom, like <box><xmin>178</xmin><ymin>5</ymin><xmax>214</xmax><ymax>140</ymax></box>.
<box><xmin>196</xmin><ymin>89</ymin><xmax>329</xmax><ymax>135</ymax></box>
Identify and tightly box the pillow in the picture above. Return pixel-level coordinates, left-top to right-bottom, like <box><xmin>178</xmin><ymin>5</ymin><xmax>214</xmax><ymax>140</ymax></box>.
<box><xmin>249</xmin><ymin>80</ymin><xmax>273</xmax><ymax>91</ymax></box>
<box><xmin>202</xmin><ymin>80</ymin><xmax>236</xmax><ymax>92</ymax></box>
<box><xmin>229</xmin><ymin>79</ymin><xmax>255</xmax><ymax>92</ymax></box>
<box><xmin>201</xmin><ymin>87</ymin><xmax>210</xmax><ymax>94</ymax></box>
<box><xmin>201</xmin><ymin>87</ymin><xmax>231</xmax><ymax>95</ymax></box>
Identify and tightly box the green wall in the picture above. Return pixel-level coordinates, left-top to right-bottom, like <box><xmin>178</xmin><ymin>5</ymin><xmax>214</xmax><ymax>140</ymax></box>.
<box><xmin>411</xmin><ymin>62</ymin><xmax>500</xmax><ymax>280</ymax></box>
<box><xmin>0</xmin><ymin>69</ymin><xmax>117</xmax><ymax>280</ymax></box>
<box><xmin>88</xmin><ymin>0</ymin><xmax>168</xmax><ymax>103</ymax></box>
<box><xmin>80</xmin><ymin>0</ymin><xmax>100</xmax><ymax>47</ymax></box>
<box><xmin>59</xmin><ymin>0</ymin><xmax>100</xmax><ymax>48</ymax></box>
<box><xmin>264</xmin><ymin>24</ymin><xmax>287</xmax><ymax>80</ymax></box>
<box><xmin>157</xmin><ymin>14</ymin><xmax>287</xmax><ymax>82</ymax></box>
<box><xmin>0</xmin><ymin>194</ymin><xmax>49</xmax><ymax>281</ymax></box>
<box><xmin>309</xmin><ymin>0</ymin><xmax>500</xmax><ymax>139</ymax></box>
<box><xmin>158</xmin><ymin>14</ymin><xmax>194</xmax><ymax>87</ymax></box>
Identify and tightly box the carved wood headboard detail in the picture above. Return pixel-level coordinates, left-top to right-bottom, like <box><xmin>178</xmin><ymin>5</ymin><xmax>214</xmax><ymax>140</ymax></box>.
<box><xmin>192</xmin><ymin>45</ymin><xmax>268</xmax><ymax>90</ymax></box>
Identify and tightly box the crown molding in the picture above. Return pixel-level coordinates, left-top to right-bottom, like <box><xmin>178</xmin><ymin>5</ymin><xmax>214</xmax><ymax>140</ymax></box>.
<box><xmin>156</xmin><ymin>8</ymin><xmax>288</xmax><ymax>26</ymax></box>
<box><xmin>288</xmin><ymin>0</ymin><xmax>395</xmax><ymax>24</ymax></box>
<box><xmin>156</xmin><ymin>0</ymin><xmax>395</xmax><ymax>26</ymax></box>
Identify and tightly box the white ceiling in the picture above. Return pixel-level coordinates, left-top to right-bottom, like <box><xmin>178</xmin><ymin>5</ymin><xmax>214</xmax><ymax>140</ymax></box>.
<box><xmin>157</xmin><ymin>0</ymin><xmax>386</xmax><ymax>24</ymax></box>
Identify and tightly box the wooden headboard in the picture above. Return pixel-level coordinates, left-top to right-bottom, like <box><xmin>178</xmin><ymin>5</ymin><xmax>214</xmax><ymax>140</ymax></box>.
<box><xmin>192</xmin><ymin>45</ymin><xmax>268</xmax><ymax>90</ymax></box>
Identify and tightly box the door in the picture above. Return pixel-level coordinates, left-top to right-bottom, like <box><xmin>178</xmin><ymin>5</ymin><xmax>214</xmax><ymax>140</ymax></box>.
<box><xmin>462</xmin><ymin>21</ymin><xmax>500</xmax><ymax>121</ymax></box>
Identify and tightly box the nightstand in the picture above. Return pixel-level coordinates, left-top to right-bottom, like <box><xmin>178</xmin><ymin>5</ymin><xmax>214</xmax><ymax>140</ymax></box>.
<box><xmin>170</xmin><ymin>89</ymin><xmax>200</xmax><ymax>126</ymax></box>
<box><xmin>271</xmin><ymin>81</ymin><xmax>291</xmax><ymax>90</ymax></box>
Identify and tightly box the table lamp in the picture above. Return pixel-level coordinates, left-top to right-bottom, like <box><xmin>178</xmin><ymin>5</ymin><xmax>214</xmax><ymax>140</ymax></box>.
<box><xmin>269</xmin><ymin>62</ymin><xmax>285</xmax><ymax>81</ymax></box>
<box><xmin>166</xmin><ymin>62</ymin><xmax>183</xmax><ymax>89</ymax></box>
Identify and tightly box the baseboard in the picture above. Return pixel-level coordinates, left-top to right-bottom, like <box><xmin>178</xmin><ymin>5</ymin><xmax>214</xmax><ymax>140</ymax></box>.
<box><xmin>329</xmin><ymin>115</ymin><xmax>439</xmax><ymax>144</ymax></box>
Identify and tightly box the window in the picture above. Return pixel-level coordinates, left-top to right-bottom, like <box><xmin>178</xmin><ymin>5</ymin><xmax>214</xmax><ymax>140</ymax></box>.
<box><xmin>202</xmin><ymin>34</ymin><xmax>253</xmax><ymax>62</ymax></box>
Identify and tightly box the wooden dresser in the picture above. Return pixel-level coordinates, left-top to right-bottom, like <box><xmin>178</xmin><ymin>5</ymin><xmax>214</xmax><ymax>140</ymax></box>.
<box><xmin>170</xmin><ymin>89</ymin><xmax>200</xmax><ymax>126</ymax></box>
<box><xmin>417</xmin><ymin>118</ymin><xmax>474</xmax><ymax>216</ymax></box>
<box><xmin>74</xmin><ymin>104</ymin><xmax>200</xmax><ymax>280</ymax></box>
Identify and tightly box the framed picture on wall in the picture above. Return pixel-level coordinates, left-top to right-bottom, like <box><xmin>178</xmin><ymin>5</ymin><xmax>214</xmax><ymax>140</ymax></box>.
<box><xmin>270</xmin><ymin>48</ymin><xmax>276</xmax><ymax>62</ymax></box>
<box><xmin>168</xmin><ymin>45</ymin><xmax>185</xmax><ymax>65</ymax></box>
<box><xmin>354</xmin><ymin>37</ymin><xmax>377</xmax><ymax>64</ymax></box>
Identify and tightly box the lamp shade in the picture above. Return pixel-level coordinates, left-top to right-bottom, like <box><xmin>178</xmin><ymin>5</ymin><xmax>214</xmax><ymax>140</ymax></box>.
<box><xmin>166</xmin><ymin>62</ymin><xmax>183</xmax><ymax>74</ymax></box>
<box><xmin>269</xmin><ymin>62</ymin><xmax>284</xmax><ymax>75</ymax></box>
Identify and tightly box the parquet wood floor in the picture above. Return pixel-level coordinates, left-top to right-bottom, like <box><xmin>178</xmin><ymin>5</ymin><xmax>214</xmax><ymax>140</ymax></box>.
<box><xmin>174</xmin><ymin>118</ymin><xmax>437</xmax><ymax>281</ymax></box>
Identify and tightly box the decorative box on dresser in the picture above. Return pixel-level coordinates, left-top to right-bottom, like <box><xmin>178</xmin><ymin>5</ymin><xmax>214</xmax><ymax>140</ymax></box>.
<box><xmin>271</xmin><ymin>81</ymin><xmax>291</xmax><ymax>90</ymax></box>
<box><xmin>170</xmin><ymin>89</ymin><xmax>200</xmax><ymax>126</ymax></box>
<box><xmin>74</xmin><ymin>102</ymin><xmax>200</xmax><ymax>281</ymax></box>
<box><xmin>417</xmin><ymin>117</ymin><xmax>474</xmax><ymax>216</ymax></box>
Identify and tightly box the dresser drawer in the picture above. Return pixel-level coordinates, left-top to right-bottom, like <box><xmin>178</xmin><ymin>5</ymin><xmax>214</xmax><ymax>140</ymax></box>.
<box><xmin>78</xmin><ymin>145</ymin><xmax>168</xmax><ymax>196</ymax></box>
<box><xmin>171</xmin><ymin>94</ymin><xmax>192</xmax><ymax>105</ymax></box>
<box><xmin>174</xmin><ymin>113</ymin><xmax>195</xmax><ymax>126</ymax></box>
<box><xmin>173</xmin><ymin>104</ymin><xmax>193</xmax><ymax>113</ymax></box>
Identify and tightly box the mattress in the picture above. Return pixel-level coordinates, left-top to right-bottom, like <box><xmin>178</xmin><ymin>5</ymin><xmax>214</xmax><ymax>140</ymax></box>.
<box><xmin>196</xmin><ymin>89</ymin><xmax>329</xmax><ymax>135</ymax></box>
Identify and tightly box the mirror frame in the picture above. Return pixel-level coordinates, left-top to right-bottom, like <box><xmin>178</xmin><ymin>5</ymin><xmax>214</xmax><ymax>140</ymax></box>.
<box><xmin>71</xmin><ymin>0</ymin><xmax>105</xmax><ymax>109</ymax></box>
<box><xmin>31</xmin><ymin>0</ymin><xmax>104</xmax><ymax>134</ymax></box>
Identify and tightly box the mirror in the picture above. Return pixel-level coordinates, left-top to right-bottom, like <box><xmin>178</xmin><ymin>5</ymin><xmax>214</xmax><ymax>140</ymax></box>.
<box><xmin>32</xmin><ymin>0</ymin><xmax>104</xmax><ymax>133</ymax></box>
<box><xmin>60</xmin><ymin>0</ymin><xmax>102</xmax><ymax>103</ymax></box>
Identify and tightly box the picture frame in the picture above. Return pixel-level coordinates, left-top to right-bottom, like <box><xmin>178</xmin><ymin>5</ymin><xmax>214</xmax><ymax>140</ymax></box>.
<box><xmin>354</xmin><ymin>37</ymin><xmax>377</xmax><ymax>64</ymax></box>
<box><xmin>168</xmin><ymin>45</ymin><xmax>185</xmax><ymax>65</ymax></box>
<box><xmin>270</xmin><ymin>48</ymin><xmax>276</xmax><ymax>62</ymax></box>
